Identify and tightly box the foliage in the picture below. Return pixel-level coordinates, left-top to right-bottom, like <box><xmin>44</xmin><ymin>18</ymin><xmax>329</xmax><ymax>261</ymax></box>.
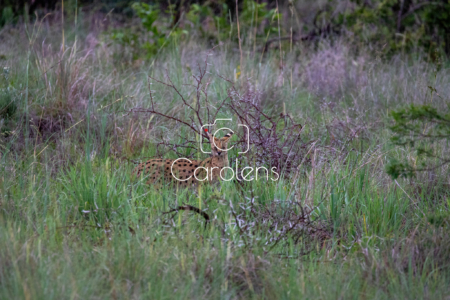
<box><xmin>336</xmin><ymin>0</ymin><xmax>450</xmax><ymax>57</ymax></box>
<box><xmin>109</xmin><ymin>2</ymin><xmax>188</xmax><ymax>60</ymax></box>
<box><xmin>109</xmin><ymin>0</ymin><xmax>281</xmax><ymax>61</ymax></box>
<box><xmin>387</xmin><ymin>103</ymin><xmax>450</xmax><ymax>178</ymax></box>
<box><xmin>108</xmin><ymin>0</ymin><xmax>450</xmax><ymax>59</ymax></box>
<box><xmin>185</xmin><ymin>0</ymin><xmax>281</xmax><ymax>43</ymax></box>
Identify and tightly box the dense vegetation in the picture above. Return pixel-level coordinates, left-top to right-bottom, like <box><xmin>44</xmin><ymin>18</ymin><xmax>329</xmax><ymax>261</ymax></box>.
<box><xmin>0</xmin><ymin>1</ymin><xmax>449</xmax><ymax>298</ymax></box>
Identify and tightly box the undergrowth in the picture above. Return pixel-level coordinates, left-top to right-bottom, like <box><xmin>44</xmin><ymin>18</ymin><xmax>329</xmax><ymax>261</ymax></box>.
<box><xmin>0</xmin><ymin>7</ymin><xmax>449</xmax><ymax>300</ymax></box>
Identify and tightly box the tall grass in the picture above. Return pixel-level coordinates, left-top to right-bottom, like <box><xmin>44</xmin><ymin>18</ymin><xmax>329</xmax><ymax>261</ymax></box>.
<box><xmin>0</xmin><ymin>10</ymin><xmax>449</xmax><ymax>299</ymax></box>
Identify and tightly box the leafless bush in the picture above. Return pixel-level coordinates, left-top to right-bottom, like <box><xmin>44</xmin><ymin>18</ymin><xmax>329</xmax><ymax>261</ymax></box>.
<box><xmin>127</xmin><ymin>50</ymin><xmax>313</xmax><ymax>176</ymax></box>
<box><xmin>226</xmin><ymin>82</ymin><xmax>311</xmax><ymax>175</ymax></box>
<box><xmin>128</xmin><ymin>51</ymin><xmax>227</xmax><ymax>159</ymax></box>
<box><xmin>225</xmin><ymin>197</ymin><xmax>332</xmax><ymax>253</ymax></box>
<box><xmin>161</xmin><ymin>194</ymin><xmax>332</xmax><ymax>256</ymax></box>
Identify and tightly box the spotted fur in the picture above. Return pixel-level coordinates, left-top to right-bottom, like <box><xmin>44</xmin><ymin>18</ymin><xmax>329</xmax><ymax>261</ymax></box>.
<box><xmin>134</xmin><ymin>131</ymin><xmax>233</xmax><ymax>188</ymax></box>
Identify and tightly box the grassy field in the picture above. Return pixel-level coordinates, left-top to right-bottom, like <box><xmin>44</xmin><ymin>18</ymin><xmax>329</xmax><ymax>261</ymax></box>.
<box><xmin>0</xmin><ymin>10</ymin><xmax>450</xmax><ymax>299</ymax></box>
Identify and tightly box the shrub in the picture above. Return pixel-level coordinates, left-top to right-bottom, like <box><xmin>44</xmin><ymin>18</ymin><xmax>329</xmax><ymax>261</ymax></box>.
<box><xmin>336</xmin><ymin>0</ymin><xmax>450</xmax><ymax>57</ymax></box>
<box><xmin>387</xmin><ymin>103</ymin><xmax>450</xmax><ymax>178</ymax></box>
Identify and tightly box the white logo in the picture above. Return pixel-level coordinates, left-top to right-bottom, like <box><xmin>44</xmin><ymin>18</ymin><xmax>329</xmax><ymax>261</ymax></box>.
<box><xmin>200</xmin><ymin>119</ymin><xmax>249</xmax><ymax>154</ymax></box>
<box><xmin>170</xmin><ymin>119</ymin><xmax>279</xmax><ymax>182</ymax></box>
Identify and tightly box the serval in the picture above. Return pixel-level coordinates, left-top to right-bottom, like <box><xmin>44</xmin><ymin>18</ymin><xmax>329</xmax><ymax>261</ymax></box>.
<box><xmin>134</xmin><ymin>131</ymin><xmax>234</xmax><ymax>188</ymax></box>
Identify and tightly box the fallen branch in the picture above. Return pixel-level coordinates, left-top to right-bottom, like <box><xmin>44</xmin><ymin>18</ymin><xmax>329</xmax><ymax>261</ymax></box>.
<box><xmin>163</xmin><ymin>205</ymin><xmax>211</xmax><ymax>228</ymax></box>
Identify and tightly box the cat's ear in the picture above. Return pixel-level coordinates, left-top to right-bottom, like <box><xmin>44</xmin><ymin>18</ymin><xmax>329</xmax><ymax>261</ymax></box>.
<box><xmin>221</xmin><ymin>131</ymin><xmax>234</xmax><ymax>143</ymax></box>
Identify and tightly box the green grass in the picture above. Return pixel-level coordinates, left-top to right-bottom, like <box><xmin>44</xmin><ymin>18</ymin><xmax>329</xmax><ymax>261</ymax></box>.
<box><xmin>0</xmin><ymin>12</ymin><xmax>450</xmax><ymax>299</ymax></box>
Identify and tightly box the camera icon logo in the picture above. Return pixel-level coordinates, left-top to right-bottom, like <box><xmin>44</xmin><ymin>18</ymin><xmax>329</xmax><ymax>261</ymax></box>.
<box><xmin>200</xmin><ymin>118</ymin><xmax>249</xmax><ymax>154</ymax></box>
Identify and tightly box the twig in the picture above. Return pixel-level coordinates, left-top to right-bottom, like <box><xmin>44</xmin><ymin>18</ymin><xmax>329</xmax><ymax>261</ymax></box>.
<box><xmin>163</xmin><ymin>205</ymin><xmax>210</xmax><ymax>228</ymax></box>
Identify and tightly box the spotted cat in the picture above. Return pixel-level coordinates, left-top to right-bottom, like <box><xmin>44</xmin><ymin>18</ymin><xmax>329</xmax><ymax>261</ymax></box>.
<box><xmin>134</xmin><ymin>131</ymin><xmax>233</xmax><ymax>187</ymax></box>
